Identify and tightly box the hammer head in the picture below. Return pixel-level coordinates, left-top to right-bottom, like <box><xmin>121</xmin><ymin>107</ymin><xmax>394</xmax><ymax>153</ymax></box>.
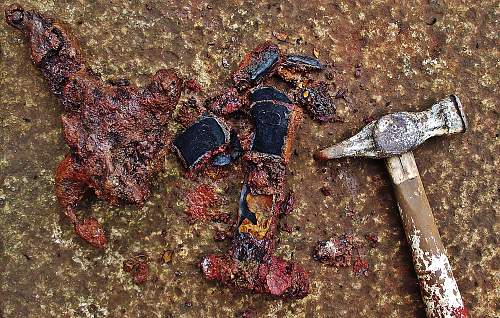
<box><xmin>316</xmin><ymin>95</ymin><xmax>467</xmax><ymax>160</ymax></box>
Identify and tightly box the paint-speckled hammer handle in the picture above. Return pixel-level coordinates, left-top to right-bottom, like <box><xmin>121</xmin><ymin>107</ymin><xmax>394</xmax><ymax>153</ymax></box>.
<box><xmin>387</xmin><ymin>152</ymin><xmax>467</xmax><ymax>318</ymax></box>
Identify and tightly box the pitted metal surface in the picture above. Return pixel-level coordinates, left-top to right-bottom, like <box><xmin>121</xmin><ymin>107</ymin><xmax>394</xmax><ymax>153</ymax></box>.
<box><xmin>373</xmin><ymin>112</ymin><xmax>421</xmax><ymax>155</ymax></box>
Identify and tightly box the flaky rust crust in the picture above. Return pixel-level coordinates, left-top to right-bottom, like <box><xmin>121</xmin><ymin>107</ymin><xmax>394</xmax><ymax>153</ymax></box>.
<box><xmin>200</xmin><ymin>83</ymin><xmax>309</xmax><ymax>298</ymax></box>
<box><xmin>283</xmin><ymin>103</ymin><xmax>303</xmax><ymax>163</ymax></box>
<box><xmin>201</xmin><ymin>254</ymin><xmax>309</xmax><ymax>299</ymax></box>
<box><xmin>6</xmin><ymin>4</ymin><xmax>183</xmax><ymax>248</ymax></box>
<box><xmin>201</xmin><ymin>192</ymin><xmax>310</xmax><ymax>298</ymax></box>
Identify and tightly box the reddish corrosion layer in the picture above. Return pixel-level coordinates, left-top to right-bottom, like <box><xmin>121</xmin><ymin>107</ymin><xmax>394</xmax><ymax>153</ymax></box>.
<box><xmin>123</xmin><ymin>254</ymin><xmax>150</xmax><ymax>285</ymax></box>
<box><xmin>295</xmin><ymin>81</ymin><xmax>336</xmax><ymax>122</ymax></box>
<box><xmin>352</xmin><ymin>257</ymin><xmax>369</xmax><ymax>277</ymax></box>
<box><xmin>185</xmin><ymin>184</ymin><xmax>218</xmax><ymax>221</ymax></box>
<box><xmin>245</xmin><ymin>156</ymin><xmax>287</xmax><ymax>196</ymax></box>
<box><xmin>205</xmin><ymin>87</ymin><xmax>243</xmax><ymax>117</ymax></box>
<box><xmin>313</xmin><ymin>234</ymin><xmax>376</xmax><ymax>277</ymax></box>
<box><xmin>74</xmin><ymin>217</ymin><xmax>107</xmax><ymax>249</ymax></box>
<box><xmin>201</xmin><ymin>254</ymin><xmax>309</xmax><ymax>298</ymax></box>
<box><xmin>175</xmin><ymin>80</ymin><xmax>205</xmax><ymax>128</ymax></box>
<box><xmin>5</xmin><ymin>4</ymin><xmax>183</xmax><ymax>247</ymax></box>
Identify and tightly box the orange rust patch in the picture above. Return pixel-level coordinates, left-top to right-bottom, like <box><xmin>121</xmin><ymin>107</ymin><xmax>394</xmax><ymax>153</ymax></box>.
<box><xmin>238</xmin><ymin>193</ymin><xmax>273</xmax><ymax>240</ymax></box>
<box><xmin>283</xmin><ymin>105</ymin><xmax>303</xmax><ymax>163</ymax></box>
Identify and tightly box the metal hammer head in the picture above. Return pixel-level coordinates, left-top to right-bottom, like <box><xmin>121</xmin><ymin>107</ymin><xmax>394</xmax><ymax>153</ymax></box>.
<box><xmin>316</xmin><ymin>95</ymin><xmax>468</xmax><ymax>160</ymax></box>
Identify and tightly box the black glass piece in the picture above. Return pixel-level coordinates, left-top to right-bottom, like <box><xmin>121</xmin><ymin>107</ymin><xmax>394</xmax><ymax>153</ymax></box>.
<box><xmin>246</xmin><ymin>47</ymin><xmax>280</xmax><ymax>83</ymax></box>
<box><xmin>250</xmin><ymin>101</ymin><xmax>290</xmax><ymax>157</ymax></box>
<box><xmin>250</xmin><ymin>86</ymin><xmax>291</xmax><ymax>104</ymax></box>
<box><xmin>283</xmin><ymin>54</ymin><xmax>324</xmax><ymax>70</ymax></box>
<box><xmin>173</xmin><ymin>116</ymin><xmax>228</xmax><ymax>168</ymax></box>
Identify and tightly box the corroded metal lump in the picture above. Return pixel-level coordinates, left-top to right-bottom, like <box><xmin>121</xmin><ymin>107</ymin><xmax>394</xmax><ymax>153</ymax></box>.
<box><xmin>5</xmin><ymin>4</ymin><xmax>183</xmax><ymax>248</ymax></box>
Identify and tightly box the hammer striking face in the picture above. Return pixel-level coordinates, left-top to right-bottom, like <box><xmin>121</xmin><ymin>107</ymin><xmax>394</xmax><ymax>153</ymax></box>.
<box><xmin>316</xmin><ymin>95</ymin><xmax>467</xmax><ymax>160</ymax></box>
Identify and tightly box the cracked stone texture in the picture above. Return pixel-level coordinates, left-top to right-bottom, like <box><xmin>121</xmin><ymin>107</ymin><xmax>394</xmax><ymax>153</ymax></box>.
<box><xmin>0</xmin><ymin>0</ymin><xmax>498</xmax><ymax>317</ymax></box>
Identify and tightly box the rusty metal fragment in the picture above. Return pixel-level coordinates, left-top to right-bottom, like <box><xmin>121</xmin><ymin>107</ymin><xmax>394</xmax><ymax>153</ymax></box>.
<box><xmin>205</xmin><ymin>87</ymin><xmax>243</xmax><ymax>116</ymax></box>
<box><xmin>282</xmin><ymin>54</ymin><xmax>325</xmax><ymax>71</ymax></box>
<box><xmin>200</xmin><ymin>83</ymin><xmax>308</xmax><ymax>298</ymax></box>
<box><xmin>295</xmin><ymin>81</ymin><xmax>336</xmax><ymax>122</ymax></box>
<box><xmin>5</xmin><ymin>4</ymin><xmax>184</xmax><ymax>248</ymax></box>
<box><xmin>233</xmin><ymin>43</ymin><xmax>280</xmax><ymax>91</ymax></box>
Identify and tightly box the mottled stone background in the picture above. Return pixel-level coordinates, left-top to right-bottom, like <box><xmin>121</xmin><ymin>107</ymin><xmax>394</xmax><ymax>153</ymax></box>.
<box><xmin>0</xmin><ymin>0</ymin><xmax>498</xmax><ymax>317</ymax></box>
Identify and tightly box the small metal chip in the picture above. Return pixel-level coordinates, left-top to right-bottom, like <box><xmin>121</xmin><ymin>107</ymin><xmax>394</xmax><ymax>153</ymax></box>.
<box><xmin>246</xmin><ymin>47</ymin><xmax>280</xmax><ymax>83</ymax></box>
<box><xmin>282</xmin><ymin>54</ymin><xmax>324</xmax><ymax>71</ymax></box>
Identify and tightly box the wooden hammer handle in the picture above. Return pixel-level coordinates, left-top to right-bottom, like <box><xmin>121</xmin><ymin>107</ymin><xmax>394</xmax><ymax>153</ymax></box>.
<box><xmin>386</xmin><ymin>152</ymin><xmax>467</xmax><ymax>318</ymax></box>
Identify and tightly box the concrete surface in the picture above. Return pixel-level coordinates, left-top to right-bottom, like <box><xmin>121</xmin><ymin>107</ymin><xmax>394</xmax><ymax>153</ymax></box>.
<box><xmin>0</xmin><ymin>0</ymin><xmax>498</xmax><ymax>317</ymax></box>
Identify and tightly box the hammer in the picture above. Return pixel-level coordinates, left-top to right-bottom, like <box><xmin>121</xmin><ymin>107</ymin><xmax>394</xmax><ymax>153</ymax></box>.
<box><xmin>316</xmin><ymin>95</ymin><xmax>468</xmax><ymax>318</ymax></box>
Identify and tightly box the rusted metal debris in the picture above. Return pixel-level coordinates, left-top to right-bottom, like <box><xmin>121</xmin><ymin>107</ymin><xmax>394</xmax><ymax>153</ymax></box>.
<box><xmin>5</xmin><ymin>4</ymin><xmax>185</xmax><ymax>248</ymax></box>
<box><xmin>169</xmin><ymin>42</ymin><xmax>342</xmax><ymax>298</ymax></box>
